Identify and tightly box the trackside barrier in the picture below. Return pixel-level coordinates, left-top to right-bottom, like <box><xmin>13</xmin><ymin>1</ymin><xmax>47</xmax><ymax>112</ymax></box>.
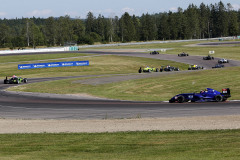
<box><xmin>18</xmin><ymin>61</ymin><xmax>89</xmax><ymax>70</ymax></box>
<box><xmin>64</xmin><ymin>46</ymin><xmax>79</xmax><ymax>51</ymax></box>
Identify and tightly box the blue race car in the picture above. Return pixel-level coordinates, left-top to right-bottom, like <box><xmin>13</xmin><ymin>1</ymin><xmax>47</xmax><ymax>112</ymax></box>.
<box><xmin>169</xmin><ymin>88</ymin><xmax>231</xmax><ymax>103</ymax></box>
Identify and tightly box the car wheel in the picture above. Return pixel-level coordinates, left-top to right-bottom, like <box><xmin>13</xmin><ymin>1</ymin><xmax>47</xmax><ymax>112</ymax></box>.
<box><xmin>222</xmin><ymin>97</ymin><xmax>227</xmax><ymax>102</ymax></box>
<box><xmin>138</xmin><ymin>68</ymin><xmax>142</xmax><ymax>73</ymax></box>
<box><xmin>215</xmin><ymin>95</ymin><xmax>223</xmax><ymax>102</ymax></box>
<box><xmin>148</xmin><ymin>69</ymin><xmax>151</xmax><ymax>73</ymax></box>
<box><xmin>4</xmin><ymin>80</ymin><xmax>8</xmax><ymax>84</ymax></box>
<box><xmin>24</xmin><ymin>78</ymin><xmax>28</xmax><ymax>83</ymax></box>
<box><xmin>156</xmin><ymin>68</ymin><xmax>159</xmax><ymax>72</ymax></box>
<box><xmin>177</xmin><ymin>95</ymin><xmax>185</xmax><ymax>103</ymax></box>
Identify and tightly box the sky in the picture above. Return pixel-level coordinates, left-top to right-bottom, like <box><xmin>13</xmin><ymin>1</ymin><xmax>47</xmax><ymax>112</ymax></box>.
<box><xmin>0</xmin><ymin>0</ymin><xmax>239</xmax><ymax>19</ymax></box>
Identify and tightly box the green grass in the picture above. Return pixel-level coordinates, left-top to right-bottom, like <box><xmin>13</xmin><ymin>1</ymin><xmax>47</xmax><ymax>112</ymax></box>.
<box><xmin>1</xmin><ymin>41</ymin><xmax>240</xmax><ymax>159</ymax></box>
<box><xmin>0</xmin><ymin>130</ymin><xmax>240</xmax><ymax>160</ymax></box>
<box><xmin>10</xmin><ymin>67</ymin><xmax>240</xmax><ymax>101</ymax></box>
<box><xmin>0</xmin><ymin>55</ymin><xmax>188</xmax><ymax>79</ymax></box>
<box><xmin>0</xmin><ymin>53</ymin><xmax>89</xmax><ymax>63</ymax></box>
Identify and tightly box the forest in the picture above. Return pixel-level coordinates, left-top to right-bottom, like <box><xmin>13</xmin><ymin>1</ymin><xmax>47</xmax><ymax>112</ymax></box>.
<box><xmin>0</xmin><ymin>1</ymin><xmax>239</xmax><ymax>49</ymax></box>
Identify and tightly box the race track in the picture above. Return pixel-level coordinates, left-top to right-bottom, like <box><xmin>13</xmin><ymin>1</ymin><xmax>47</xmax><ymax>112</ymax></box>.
<box><xmin>0</xmin><ymin>50</ymin><xmax>240</xmax><ymax>120</ymax></box>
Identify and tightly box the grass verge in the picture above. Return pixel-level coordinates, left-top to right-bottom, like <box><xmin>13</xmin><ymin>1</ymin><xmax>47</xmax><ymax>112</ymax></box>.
<box><xmin>0</xmin><ymin>55</ymin><xmax>188</xmax><ymax>78</ymax></box>
<box><xmin>10</xmin><ymin>67</ymin><xmax>240</xmax><ymax>101</ymax></box>
<box><xmin>0</xmin><ymin>130</ymin><xmax>240</xmax><ymax>160</ymax></box>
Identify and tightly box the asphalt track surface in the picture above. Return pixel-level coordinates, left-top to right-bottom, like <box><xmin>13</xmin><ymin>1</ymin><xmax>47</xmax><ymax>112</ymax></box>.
<box><xmin>1</xmin><ymin>50</ymin><xmax>240</xmax><ymax>119</ymax></box>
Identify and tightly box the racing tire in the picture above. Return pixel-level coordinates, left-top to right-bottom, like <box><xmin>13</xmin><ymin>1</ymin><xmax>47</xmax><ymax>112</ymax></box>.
<box><xmin>148</xmin><ymin>69</ymin><xmax>151</xmax><ymax>73</ymax></box>
<box><xmin>138</xmin><ymin>68</ymin><xmax>142</xmax><ymax>73</ymax></box>
<box><xmin>24</xmin><ymin>78</ymin><xmax>27</xmax><ymax>83</ymax></box>
<box><xmin>177</xmin><ymin>95</ymin><xmax>185</xmax><ymax>103</ymax></box>
<box><xmin>4</xmin><ymin>80</ymin><xmax>8</xmax><ymax>84</ymax></box>
<box><xmin>222</xmin><ymin>97</ymin><xmax>227</xmax><ymax>102</ymax></box>
<box><xmin>215</xmin><ymin>95</ymin><xmax>223</xmax><ymax>102</ymax></box>
<box><xmin>156</xmin><ymin>68</ymin><xmax>159</xmax><ymax>72</ymax></box>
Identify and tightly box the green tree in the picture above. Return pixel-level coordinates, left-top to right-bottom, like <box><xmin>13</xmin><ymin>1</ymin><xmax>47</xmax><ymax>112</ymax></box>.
<box><xmin>119</xmin><ymin>12</ymin><xmax>135</xmax><ymax>42</ymax></box>
<box><xmin>56</xmin><ymin>15</ymin><xmax>74</xmax><ymax>45</ymax></box>
<box><xmin>44</xmin><ymin>17</ymin><xmax>57</xmax><ymax>46</ymax></box>
<box><xmin>72</xmin><ymin>18</ymin><xmax>85</xmax><ymax>42</ymax></box>
<box><xmin>158</xmin><ymin>13</ymin><xmax>170</xmax><ymax>40</ymax></box>
<box><xmin>85</xmin><ymin>12</ymin><xmax>96</xmax><ymax>34</ymax></box>
<box><xmin>0</xmin><ymin>23</ymin><xmax>10</xmax><ymax>47</ymax></box>
<box><xmin>227</xmin><ymin>3</ymin><xmax>239</xmax><ymax>36</ymax></box>
<box><xmin>199</xmin><ymin>3</ymin><xmax>211</xmax><ymax>38</ymax></box>
<box><xmin>184</xmin><ymin>4</ymin><xmax>200</xmax><ymax>39</ymax></box>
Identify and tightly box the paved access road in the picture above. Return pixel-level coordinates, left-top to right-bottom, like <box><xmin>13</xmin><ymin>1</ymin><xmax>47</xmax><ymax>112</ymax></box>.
<box><xmin>0</xmin><ymin>50</ymin><xmax>240</xmax><ymax>119</ymax></box>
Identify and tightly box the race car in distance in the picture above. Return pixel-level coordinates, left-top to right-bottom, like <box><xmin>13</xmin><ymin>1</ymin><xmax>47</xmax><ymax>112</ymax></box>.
<box><xmin>138</xmin><ymin>66</ymin><xmax>159</xmax><ymax>73</ymax></box>
<box><xmin>188</xmin><ymin>64</ymin><xmax>204</xmax><ymax>70</ymax></box>
<box><xmin>178</xmin><ymin>52</ymin><xmax>189</xmax><ymax>57</ymax></box>
<box><xmin>212</xmin><ymin>64</ymin><xmax>224</xmax><ymax>69</ymax></box>
<box><xmin>4</xmin><ymin>75</ymin><xmax>28</xmax><ymax>84</ymax></box>
<box><xmin>150</xmin><ymin>51</ymin><xmax>159</xmax><ymax>55</ymax></box>
<box><xmin>218</xmin><ymin>58</ymin><xmax>229</xmax><ymax>63</ymax></box>
<box><xmin>169</xmin><ymin>88</ymin><xmax>231</xmax><ymax>103</ymax></box>
<box><xmin>160</xmin><ymin>65</ymin><xmax>180</xmax><ymax>72</ymax></box>
<box><xmin>203</xmin><ymin>55</ymin><xmax>214</xmax><ymax>60</ymax></box>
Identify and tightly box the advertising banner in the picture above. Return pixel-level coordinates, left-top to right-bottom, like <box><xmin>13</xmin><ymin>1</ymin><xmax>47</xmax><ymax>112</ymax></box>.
<box><xmin>18</xmin><ymin>61</ymin><xmax>89</xmax><ymax>70</ymax></box>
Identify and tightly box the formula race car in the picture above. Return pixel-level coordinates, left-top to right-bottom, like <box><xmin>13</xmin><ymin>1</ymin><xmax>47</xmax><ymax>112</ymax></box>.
<box><xmin>212</xmin><ymin>64</ymin><xmax>224</xmax><ymax>69</ymax></box>
<box><xmin>150</xmin><ymin>51</ymin><xmax>159</xmax><ymax>55</ymax></box>
<box><xmin>218</xmin><ymin>58</ymin><xmax>229</xmax><ymax>64</ymax></box>
<box><xmin>203</xmin><ymin>55</ymin><xmax>214</xmax><ymax>60</ymax></box>
<box><xmin>160</xmin><ymin>65</ymin><xmax>180</xmax><ymax>72</ymax></box>
<box><xmin>188</xmin><ymin>65</ymin><xmax>204</xmax><ymax>70</ymax></box>
<box><xmin>4</xmin><ymin>75</ymin><xmax>28</xmax><ymax>84</ymax></box>
<box><xmin>178</xmin><ymin>52</ymin><xmax>189</xmax><ymax>57</ymax></box>
<box><xmin>138</xmin><ymin>66</ymin><xmax>159</xmax><ymax>73</ymax></box>
<box><xmin>169</xmin><ymin>88</ymin><xmax>231</xmax><ymax>103</ymax></box>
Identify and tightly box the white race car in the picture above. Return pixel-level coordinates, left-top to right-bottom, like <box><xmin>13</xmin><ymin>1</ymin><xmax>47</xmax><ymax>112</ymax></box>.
<box><xmin>218</xmin><ymin>58</ymin><xmax>229</xmax><ymax>63</ymax></box>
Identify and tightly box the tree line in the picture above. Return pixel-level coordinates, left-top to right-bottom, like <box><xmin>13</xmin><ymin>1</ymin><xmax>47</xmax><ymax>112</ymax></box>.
<box><xmin>0</xmin><ymin>1</ymin><xmax>239</xmax><ymax>49</ymax></box>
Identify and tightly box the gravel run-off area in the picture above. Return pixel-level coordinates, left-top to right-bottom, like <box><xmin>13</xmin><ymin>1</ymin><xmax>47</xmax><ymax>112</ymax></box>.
<box><xmin>1</xmin><ymin>115</ymin><xmax>240</xmax><ymax>134</ymax></box>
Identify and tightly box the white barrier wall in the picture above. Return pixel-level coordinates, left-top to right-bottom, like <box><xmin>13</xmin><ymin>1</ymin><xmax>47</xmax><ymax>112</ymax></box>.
<box><xmin>0</xmin><ymin>47</ymin><xmax>66</xmax><ymax>55</ymax></box>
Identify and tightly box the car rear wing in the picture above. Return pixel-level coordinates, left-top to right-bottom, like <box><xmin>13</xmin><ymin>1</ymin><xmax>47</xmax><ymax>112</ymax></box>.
<box><xmin>222</xmin><ymin>88</ymin><xmax>231</xmax><ymax>98</ymax></box>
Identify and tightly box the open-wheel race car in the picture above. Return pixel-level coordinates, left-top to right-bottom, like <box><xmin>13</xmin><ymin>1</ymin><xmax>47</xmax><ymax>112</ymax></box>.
<box><xmin>169</xmin><ymin>88</ymin><xmax>231</xmax><ymax>103</ymax></box>
<box><xmin>4</xmin><ymin>75</ymin><xmax>28</xmax><ymax>84</ymax></box>
<box><xmin>188</xmin><ymin>65</ymin><xmax>204</xmax><ymax>70</ymax></box>
<box><xmin>178</xmin><ymin>52</ymin><xmax>189</xmax><ymax>57</ymax></box>
<box><xmin>218</xmin><ymin>58</ymin><xmax>229</xmax><ymax>64</ymax></box>
<box><xmin>150</xmin><ymin>51</ymin><xmax>159</xmax><ymax>55</ymax></box>
<box><xmin>138</xmin><ymin>66</ymin><xmax>159</xmax><ymax>73</ymax></box>
<box><xmin>203</xmin><ymin>55</ymin><xmax>214</xmax><ymax>60</ymax></box>
<box><xmin>212</xmin><ymin>64</ymin><xmax>224</xmax><ymax>69</ymax></box>
<box><xmin>160</xmin><ymin>65</ymin><xmax>180</xmax><ymax>72</ymax></box>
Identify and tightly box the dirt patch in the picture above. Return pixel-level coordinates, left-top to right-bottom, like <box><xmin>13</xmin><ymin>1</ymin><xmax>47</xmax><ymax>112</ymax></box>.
<box><xmin>1</xmin><ymin>115</ymin><xmax>240</xmax><ymax>133</ymax></box>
